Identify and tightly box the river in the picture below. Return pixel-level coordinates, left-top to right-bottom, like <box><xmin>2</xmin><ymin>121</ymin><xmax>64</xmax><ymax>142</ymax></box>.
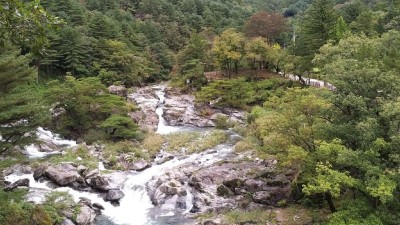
<box><xmin>5</xmin><ymin>85</ymin><xmax>237</xmax><ymax>225</ymax></box>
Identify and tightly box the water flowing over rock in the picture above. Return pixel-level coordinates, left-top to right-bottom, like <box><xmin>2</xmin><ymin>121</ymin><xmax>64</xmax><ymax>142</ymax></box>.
<box><xmin>127</xmin><ymin>159</ymin><xmax>151</xmax><ymax>171</ymax></box>
<box><xmin>4</xmin><ymin>178</ymin><xmax>29</xmax><ymax>191</ymax></box>
<box><xmin>147</xmin><ymin>159</ymin><xmax>294</xmax><ymax>216</ymax></box>
<box><xmin>24</xmin><ymin>127</ymin><xmax>77</xmax><ymax>158</ymax></box>
<box><xmin>3</xmin><ymin>84</ymin><xmax>293</xmax><ymax>225</ymax></box>
<box><xmin>128</xmin><ymin>85</ymin><xmax>246</xmax><ymax>132</ymax></box>
<box><xmin>128</xmin><ymin>86</ymin><xmax>160</xmax><ymax>130</ymax></box>
<box><xmin>105</xmin><ymin>189</ymin><xmax>125</xmax><ymax>201</ymax></box>
<box><xmin>87</xmin><ymin>175</ymin><xmax>113</xmax><ymax>191</ymax></box>
<box><xmin>162</xmin><ymin>87</ymin><xmax>246</xmax><ymax>127</ymax></box>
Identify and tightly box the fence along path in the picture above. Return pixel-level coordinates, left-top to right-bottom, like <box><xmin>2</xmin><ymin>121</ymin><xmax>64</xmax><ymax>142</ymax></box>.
<box><xmin>280</xmin><ymin>73</ymin><xmax>336</xmax><ymax>90</ymax></box>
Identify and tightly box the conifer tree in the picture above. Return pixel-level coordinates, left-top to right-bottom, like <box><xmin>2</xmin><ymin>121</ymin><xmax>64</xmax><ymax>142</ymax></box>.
<box><xmin>0</xmin><ymin>45</ymin><xmax>47</xmax><ymax>154</ymax></box>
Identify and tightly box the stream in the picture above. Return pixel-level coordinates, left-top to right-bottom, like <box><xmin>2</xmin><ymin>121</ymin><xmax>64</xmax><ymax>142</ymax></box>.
<box><xmin>5</xmin><ymin>85</ymin><xmax>237</xmax><ymax>225</ymax></box>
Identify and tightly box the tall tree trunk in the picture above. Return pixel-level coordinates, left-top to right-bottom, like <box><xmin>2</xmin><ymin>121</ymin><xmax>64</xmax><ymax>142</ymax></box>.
<box><xmin>325</xmin><ymin>192</ymin><xmax>336</xmax><ymax>213</ymax></box>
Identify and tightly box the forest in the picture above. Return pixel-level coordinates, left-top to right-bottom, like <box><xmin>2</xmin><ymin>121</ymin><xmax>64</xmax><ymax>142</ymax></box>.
<box><xmin>1</xmin><ymin>0</ymin><xmax>400</xmax><ymax>224</ymax></box>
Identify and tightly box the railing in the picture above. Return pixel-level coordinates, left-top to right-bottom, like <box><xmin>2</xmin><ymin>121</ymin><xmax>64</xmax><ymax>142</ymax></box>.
<box><xmin>280</xmin><ymin>72</ymin><xmax>336</xmax><ymax>90</ymax></box>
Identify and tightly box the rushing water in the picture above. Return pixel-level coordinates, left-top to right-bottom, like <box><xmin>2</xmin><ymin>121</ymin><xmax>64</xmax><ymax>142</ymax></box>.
<box><xmin>5</xmin><ymin>86</ymin><xmax>235</xmax><ymax>225</ymax></box>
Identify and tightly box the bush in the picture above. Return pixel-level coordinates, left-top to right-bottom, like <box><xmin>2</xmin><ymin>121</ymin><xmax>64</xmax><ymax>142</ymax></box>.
<box><xmin>43</xmin><ymin>191</ymin><xmax>79</xmax><ymax>223</ymax></box>
<box><xmin>214</xmin><ymin>114</ymin><xmax>231</xmax><ymax>129</ymax></box>
<box><xmin>195</xmin><ymin>78</ymin><xmax>256</xmax><ymax>109</ymax></box>
<box><xmin>100</xmin><ymin>115</ymin><xmax>140</xmax><ymax>141</ymax></box>
<box><xmin>83</xmin><ymin>129</ymin><xmax>108</xmax><ymax>144</ymax></box>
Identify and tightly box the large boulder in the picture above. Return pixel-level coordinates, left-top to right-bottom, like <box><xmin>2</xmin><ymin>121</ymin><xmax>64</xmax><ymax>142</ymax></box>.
<box><xmin>87</xmin><ymin>175</ymin><xmax>112</xmax><ymax>191</ymax></box>
<box><xmin>45</xmin><ymin>164</ymin><xmax>81</xmax><ymax>186</ymax></box>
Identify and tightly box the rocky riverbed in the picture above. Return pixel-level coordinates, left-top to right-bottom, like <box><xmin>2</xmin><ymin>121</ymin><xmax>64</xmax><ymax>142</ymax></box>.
<box><xmin>2</xmin><ymin>84</ymin><xmax>293</xmax><ymax>225</ymax></box>
<box><xmin>128</xmin><ymin>85</ymin><xmax>246</xmax><ymax>131</ymax></box>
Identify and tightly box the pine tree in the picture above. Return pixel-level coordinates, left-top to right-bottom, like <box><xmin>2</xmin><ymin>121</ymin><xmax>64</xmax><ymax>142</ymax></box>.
<box><xmin>293</xmin><ymin>0</ymin><xmax>338</xmax><ymax>72</ymax></box>
<box><xmin>0</xmin><ymin>45</ymin><xmax>47</xmax><ymax>154</ymax></box>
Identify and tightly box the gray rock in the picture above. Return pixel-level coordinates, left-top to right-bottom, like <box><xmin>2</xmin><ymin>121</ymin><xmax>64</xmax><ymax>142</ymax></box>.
<box><xmin>252</xmin><ymin>191</ymin><xmax>271</xmax><ymax>205</ymax></box>
<box><xmin>244</xmin><ymin>179</ymin><xmax>265</xmax><ymax>193</ymax></box>
<box><xmin>33</xmin><ymin>164</ymin><xmax>49</xmax><ymax>180</ymax></box>
<box><xmin>45</xmin><ymin>164</ymin><xmax>80</xmax><ymax>186</ymax></box>
<box><xmin>39</xmin><ymin>142</ymin><xmax>59</xmax><ymax>152</ymax></box>
<box><xmin>92</xmin><ymin>203</ymin><xmax>105</xmax><ymax>210</ymax></box>
<box><xmin>128</xmin><ymin>86</ymin><xmax>160</xmax><ymax>130</ymax></box>
<box><xmin>4</xmin><ymin>178</ymin><xmax>29</xmax><ymax>191</ymax></box>
<box><xmin>83</xmin><ymin>169</ymin><xmax>99</xmax><ymax>179</ymax></box>
<box><xmin>106</xmin><ymin>189</ymin><xmax>125</xmax><ymax>201</ymax></box>
<box><xmin>108</xmin><ymin>85</ymin><xmax>127</xmax><ymax>98</ymax></box>
<box><xmin>128</xmin><ymin>159</ymin><xmax>151</xmax><ymax>171</ymax></box>
<box><xmin>203</xmin><ymin>218</ymin><xmax>222</xmax><ymax>225</ymax></box>
<box><xmin>87</xmin><ymin>175</ymin><xmax>112</xmax><ymax>191</ymax></box>
<box><xmin>78</xmin><ymin>197</ymin><xmax>92</xmax><ymax>206</ymax></box>
<box><xmin>216</xmin><ymin>185</ymin><xmax>233</xmax><ymax>197</ymax></box>
<box><xmin>77</xmin><ymin>165</ymin><xmax>87</xmax><ymax>174</ymax></box>
<box><xmin>61</xmin><ymin>218</ymin><xmax>76</xmax><ymax>225</ymax></box>
<box><xmin>268</xmin><ymin>174</ymin><xmax>290</xmax><ymax>186</ymax></box>
<box><xmin>75</xmin><ymin>205</ymin><xmax>96</xmax><ymax>225</ymax></box>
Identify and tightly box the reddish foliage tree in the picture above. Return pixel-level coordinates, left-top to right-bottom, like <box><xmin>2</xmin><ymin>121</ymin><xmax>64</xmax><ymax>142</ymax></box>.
<box><xmin>244</xmin><ymin>11</ymin><xmax>288</xmax><ymax>42</ymax></box>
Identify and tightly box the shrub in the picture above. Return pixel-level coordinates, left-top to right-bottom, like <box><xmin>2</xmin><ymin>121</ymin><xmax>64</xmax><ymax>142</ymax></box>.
<box><xmin>100</xmin><ymin>115</ymin><xmax>140</xmax><ymax>141</ymax></box>
<box><xmin>214</xmin><ymin>114</ymin><xmax>235</xmax><ymax>129</ymax></box>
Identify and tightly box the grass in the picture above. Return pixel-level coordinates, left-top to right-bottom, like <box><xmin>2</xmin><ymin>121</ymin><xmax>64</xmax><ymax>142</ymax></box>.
<box><xmin>188</xmin><ymin>130</ymin><xmax>229</xmax><ymax>153</ymax></box>
<box><xmin>48</xmin><ymin>145</ymin><xmax>98</xmax><ymax>169</ymax></box>
<box><xmin>274</xmin><ymin>205</ymin><xmax>329</xmax><ymax>225</ymax></box>
<box><xmin>224</xmin><ymin>209</ymin><xmax>277</xmax><ymax>225</ymax></box>
<box><xmin>165</xmin><ymin>132</ymin><xmax>201</xmax><ymax>152</ymax></box>
<box><xmin>0</xmin><ymin>155</ymin><xmax>28</xmax><ymax>172</ymax></box>
<box><xmin>164</xmin><ymin>130</ymin><xmax>229</xmax><ymax>154</ymax></box>
<box><xmin>141</xmin><ymin>132</ymin><xmax>164</xmax><ymax>156</ymax></box>
<box><xmin>198</xmin><ymin>209</ymin><xmax>277</xmax><ymax>225</ymax></box>
<box><xmin>0</xmin><ymin>188</ymin><xmax>28</xmax><ymax>202</ymax></box>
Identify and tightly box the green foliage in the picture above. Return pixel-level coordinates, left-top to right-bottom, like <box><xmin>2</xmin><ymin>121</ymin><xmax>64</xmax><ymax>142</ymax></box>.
<box><xmin>165</xmin><ymin>130</ymin><xmax>228</xmax><ymax>154</ymax></box>
<box><xmin>46</xmin><ymin>76</ymin><xmax>134</xmax><ymax>139</ymax></box>
<box><xmin>100</xmin><ymin>115</ymin><xmax>140</xmax><ymax>141</ymax></box>
<box><xmin>49</xmin><ymin>145</ymin><xmax>99</xmax><ymax>168</ymax></box>
<box><xmin>303</xmin><ymin>162</ymin><xmax>357</xmax><ymax>198</ymax></box>
<box><xmin>0</xmin><ymin>201</ymin><xmax>33</xmax><ymax>225</ymax></box>
<box><xmin>0</xmin><ymin>44</ymin><xmax>48</xmax><ymax>154</ymax></box>
<box><xmin>0</xmin><ymin>190</ymin><xmax>77</xmax><ymax>225</ymax></box>
<box><xmin>223</xmin><ymin>209</ymin><xmax>277</xmax><ymax>225</ymax></box>
<box><xmin>334</xmin><ymin>16</ymin><xmax>350</xmax><ymax>42</ymax></box>
<box><xmin>292</xmin><ymin>0</ymin><xmax>338</xmax><ymax>72</ymax></box>
<box><xmin>211</xmin><ymin>28</ymin><xmax>246</xmax><ymax>78</ymax></box>
<box><xmin>0</xmin><ymin>0</ymin><xmax>61</xmax><ymax>52</ymax></box>
<box><xmin>42</xmin><ymin>191</ymin><xmax>79</xmax><ymax>223</ymax></box>
<box><xmin>214</xmin><ymin>115</ymin><xmax>234</xmax><ymax>129</ymax></box>
<box><xmin>244</xmin><ymin>37</ymin><xmax>270</xmax><ymax>75</ymax></box>
<box><xmin>196</xmin><ymin>78</ymin><xmax>255</xmax><ymax>108</ymax></box>
<box><xmin>173</xmin><ymin>33</ymin><xmax>210</xmax><ymax>91</ymax></box>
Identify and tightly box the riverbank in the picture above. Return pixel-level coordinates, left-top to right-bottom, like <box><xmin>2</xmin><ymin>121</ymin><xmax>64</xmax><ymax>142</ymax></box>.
<box><xmin>1</xmin><ymin>83</ymin><xmax>311</xmax><ymax>225</ymax></box>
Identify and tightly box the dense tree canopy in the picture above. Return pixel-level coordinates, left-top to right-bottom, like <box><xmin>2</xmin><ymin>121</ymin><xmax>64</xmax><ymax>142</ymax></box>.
<box><xmin>2</xmin><ymin>0</ymin><xmax>400</xmax><ymax>224</ymax></box>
